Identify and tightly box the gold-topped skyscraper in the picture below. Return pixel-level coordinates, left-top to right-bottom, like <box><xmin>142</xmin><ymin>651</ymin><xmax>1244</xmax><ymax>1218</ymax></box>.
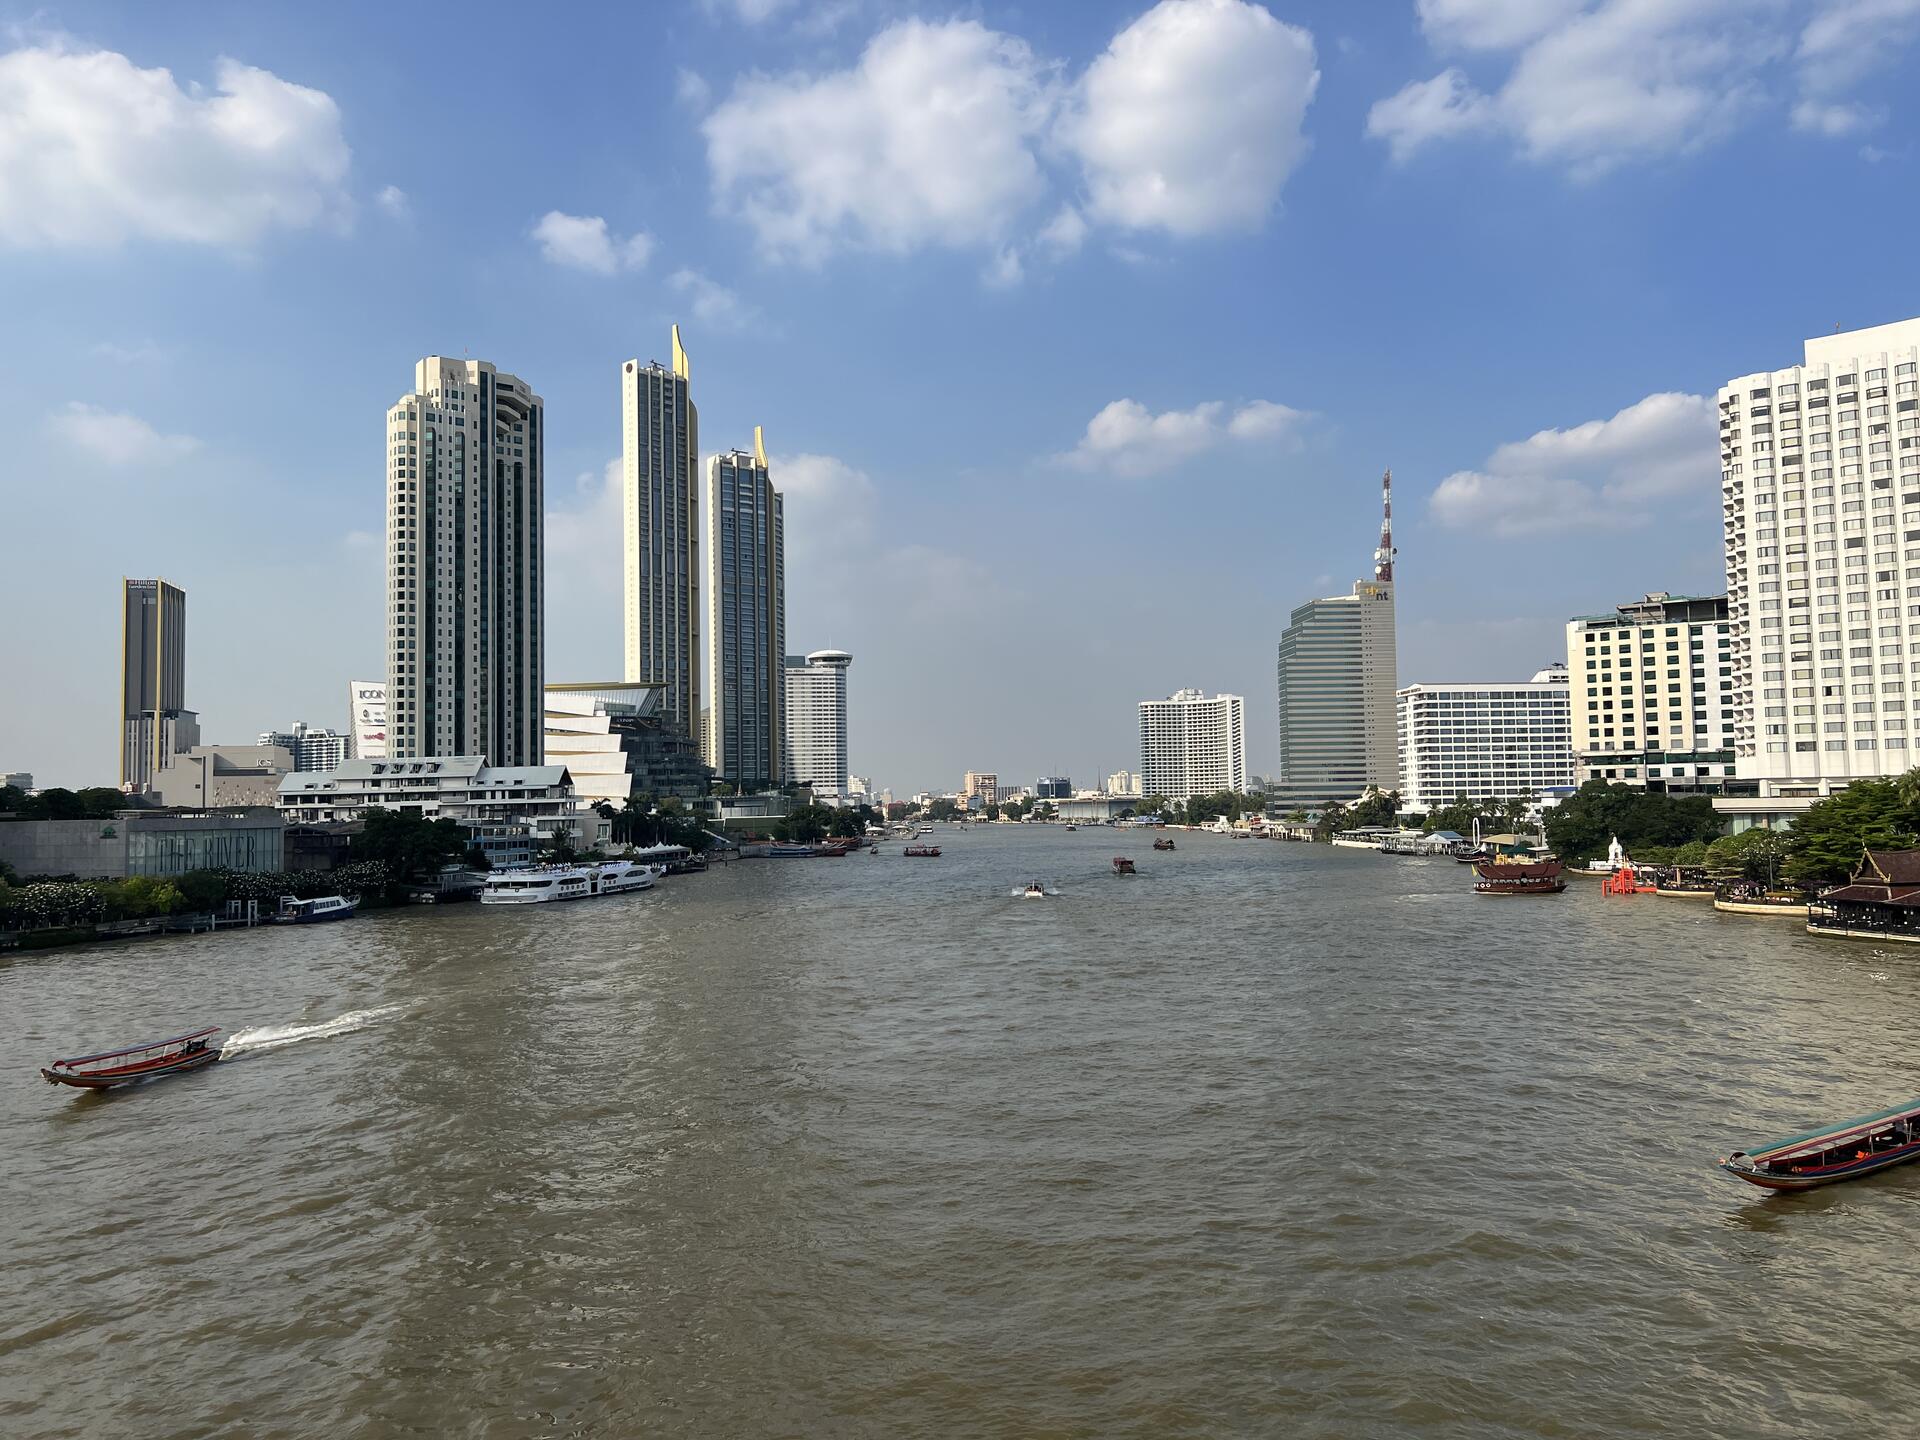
<box><xmin>120</xmin><ymin>577</ymin><xmax>198</xmax><ymax>792</ymax></box>
<box><xmin>622</xmin><ymin>325</ymin><xmax>701</xmax><ymax>738</ymax></box>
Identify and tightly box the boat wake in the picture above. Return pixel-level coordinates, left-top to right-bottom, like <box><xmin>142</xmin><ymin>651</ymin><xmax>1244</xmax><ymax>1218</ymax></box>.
<box><xmin>221</xmin><ymin>1004</ymin><xmax>404</xmax><ymax>1059</ymax></box>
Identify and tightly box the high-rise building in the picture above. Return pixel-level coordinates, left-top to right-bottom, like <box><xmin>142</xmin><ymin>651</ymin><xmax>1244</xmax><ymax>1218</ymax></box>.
<box><xmin>1567</xmin><ymin>593</ymin><xmax>1734</xmax><ymax>791</ymax></box>
<box><xmin>385</xmin><ymin>357</ymin><xmax>544</xmax><ymax>766</ymax></box>
<box><xmin>1105</xmin><ymin>768</ymin><xmax>1143</xmax><ymax>797</ymax></box>
<box><xmin>1138</xmin><ymin>689</ymin><xmax>1247</xmax><ymax>802</ymax></box>
<box><xmin>1035</xmin><ymin>776</ymin><xmax>1072</xmax><ymax>799</ymax></box>
<box><xmin>623</xmin><ymin>327</ymin><xmax>701</xmax><ymax>739</ymax></box>
<box><xmin>1273</xmin><ymin>472</ymin><xmax>1399</xmax><ymax>806</ymax></box>
<box><xmin>346</xmin><ymin>679</ymin><xmax>388</xmax><ymax>760</ymax></box>
<box><xmin>784</xmin><ymin>649</ymin><xmax>852</xmax><ymax>795</ymax></box>
<box><xmin>961</xmin><ymin>771</ymin><xmax>999</xmax><ymax>805</ymax></box>
<box><xmin>121</xmin><ymin>577</ymin><xmax>198</xmax><ymax>792</ymax></box>
<box><xmin>258</xmin><ymin>722</ymin><xmax>351</xmax><ymax>772</ymax></box>
<box><xmin>1721</xmin><ymin>316</ymin><xmax>1920</xmax><ymax>796</ymax></box>
<box><xmin>1396</xmin><ymin>666</ymin><xmax>1574</xmax><ymax>810</ymax></box>
<box><xmin>703</xmin><ymin>436</ymin><xmax>785</xmax><ymax>784</ymax></box>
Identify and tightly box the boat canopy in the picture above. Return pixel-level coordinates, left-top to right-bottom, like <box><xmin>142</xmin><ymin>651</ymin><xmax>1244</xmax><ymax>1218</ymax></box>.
<box><xmin>51</xmin><ymin>1026</ymin><xmax>221</xmax><ymax>1069</ymax></box>
<box><xmin>1747</xmin><ymin>1097</ymin><xmax>1920</xmax><ymax>1161</ymax></box>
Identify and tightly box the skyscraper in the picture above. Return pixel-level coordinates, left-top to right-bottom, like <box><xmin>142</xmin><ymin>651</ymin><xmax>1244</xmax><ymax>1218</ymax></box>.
<box><xmin>1720</xmin><ymin>316</ymin><xmax>1920</xmax><ymax>797</ymax></box>
<box><xmin>121</xmin><ymin>577</ymin><xmax>198</xmax><ymax>792</ymax></box>
<box><xmin>623</xmin><ymin>326</ymin><xmax>701</xmax><ymax>739</ymax></box>
<box><xmin>784</xmin><ymin>649</ymin><xmax>852</xmax><ymax>794</ymax></box>
<box><xmin>703</xmin><ymin>433</ymin><xmax>785</xmax><ymax>784</ymax></box>
<box><xmin>1273</xmin><ymin>472</ymin><xmax>1399</xmax><ymax>805</ymax></box>
<box><xmin>1138</xmin><ymin>690</ymin><xmax>1247</xmax><ymax>802</ymax></box>
<box><xmin>385</xmin><ymin>356</ymin><xmax>544</xmax><ymax>765</ymax></box>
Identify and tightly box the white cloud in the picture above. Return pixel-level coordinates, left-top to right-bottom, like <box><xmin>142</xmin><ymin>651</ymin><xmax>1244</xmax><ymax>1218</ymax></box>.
<box><xmin>669</xmin><ymin>268</ymin><xmax>757</xmax><ymax>331</ymax></box>
<box><xmin>703</xmin><ymin>19</ymin><xmax>1054</xmax><ymax>263</ymax></box>
<box><xmin>0</xmin><ymin>43</ymin><xmax>351</xmax><ymax>248</ymax></box>
<box><xmin>1429</xmin><ymin>391</ymin><xmax>1716</xmax><ymax>537</ymax></box>
<box><xmin>982</xmin><ymin>247</ymin><xmax>1024</xmax><ymax>289</ymax></box>
<box><xmin>1058</xmin><ymin>397</ymin><xmax>1306</xmax><ymax>478</ymax></box>
<box><xmin>48</xmin><ymin>402</ymin><xmax>200</xmax><ymax>465</ymax></box>
<box><xmin>1367</xmin><ymin>68</ymin><xmax>1499</xmax><ymax>162</ymax></box>
<box><xmin>1374</xmin><ymin>0</ymin><xmax>1920</xmax><ymax>172</ymax></box>
<box><xmin>376</xmin><ymin>185</ymin><xmax>409</xmax><ymax>219</ymax></box>
<box><xmin>343</xmin><ymin>529</ymin><xmax>378</xmax><ymax>550</ymax></box>
<box><xmin>532</xmin><ymin>210</ymin><xmax>653</xmax><ymax>273</ymax></box>
<box><xmin>1062</xmin><ymin>0</ymin><xmax>1318</xmax><ymax>236</ymax></box>
<box><xmin>1037</xmin><ymin>205</ymin><xmax>1087</xmax><ymax>258</ymax></box>
<box><xmin>676</xmin><ymin>68</ymin><xmax>712</xmax><ymax>111</ymax></box>
<box><xmin>704</xmin><ymin>0</ymin><xmax>796</xmax><ymax>21</ymax></box>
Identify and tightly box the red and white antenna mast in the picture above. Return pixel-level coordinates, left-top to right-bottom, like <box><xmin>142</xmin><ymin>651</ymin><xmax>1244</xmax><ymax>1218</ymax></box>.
<box><xmin>1373</xmin><ymin>468</ymin><xmax>1396</xmax><ymax>583</ymax></box>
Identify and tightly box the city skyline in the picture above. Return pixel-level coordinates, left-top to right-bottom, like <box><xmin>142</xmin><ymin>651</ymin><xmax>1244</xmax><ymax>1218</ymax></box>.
<box><xmin>6</xmin><ymin>2</ymin><xmax>1920</xmax><ymax>791</ymax></box>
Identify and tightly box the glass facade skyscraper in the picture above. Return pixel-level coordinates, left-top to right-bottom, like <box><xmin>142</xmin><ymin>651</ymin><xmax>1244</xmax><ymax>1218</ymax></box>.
<box><xmin>703</xmin><ymin>443</ymin><xmax>785</xmax><ymax>785</ymax></box>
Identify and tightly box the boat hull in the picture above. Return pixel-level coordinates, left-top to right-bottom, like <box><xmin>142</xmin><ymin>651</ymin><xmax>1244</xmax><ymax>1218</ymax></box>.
<box><xmin>1724</xmin><ymin>1142</ymin><xmax>1920</xmax><ymax>1190</ymax></box>
<box><xmin>42</xmin><ymin>1049</ymin><xmax>220</xmax><ymax>1089</ymax></box>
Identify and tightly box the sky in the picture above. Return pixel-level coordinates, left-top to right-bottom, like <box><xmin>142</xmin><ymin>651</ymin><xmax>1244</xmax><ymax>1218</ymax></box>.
<box><xmin>3</xmin><ymin>0</ymin><xmax>1919</xmax><ymax>794</ymax></box>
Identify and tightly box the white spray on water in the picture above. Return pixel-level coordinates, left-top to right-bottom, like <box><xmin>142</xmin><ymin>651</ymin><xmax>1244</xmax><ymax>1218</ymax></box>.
<box><xmin>221</xmin><ymin>1004</ymin><xmax>404</xmax><ymax>1058</ymax></box>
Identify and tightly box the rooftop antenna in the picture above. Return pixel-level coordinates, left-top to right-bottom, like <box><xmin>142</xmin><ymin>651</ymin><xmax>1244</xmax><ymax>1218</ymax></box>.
<box><xmin>1373</xmin><ymin>468</ymin><xmax>1396</xmax><ymax>583</ymax></box>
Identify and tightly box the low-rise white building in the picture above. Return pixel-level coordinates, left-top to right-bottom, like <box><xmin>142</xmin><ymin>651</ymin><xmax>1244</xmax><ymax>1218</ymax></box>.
<box><xmin>1396</xmin><ymin>666</ymin><xmax>1574</xmax><ymax>810</ymax></box>
<box><xmin>276</xmin><ymin>755</ymin><xmax>577</xmax><ymax>863</ymax></box>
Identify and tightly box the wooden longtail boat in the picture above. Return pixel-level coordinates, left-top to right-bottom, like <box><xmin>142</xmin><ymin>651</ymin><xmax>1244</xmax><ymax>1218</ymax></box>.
<box><xmin>1721</xmin><ymin>1097</ymin><xmax>1920</xmax><ymax>1190</ymax></box>
<box><xmin>1112</xmin><ymin>856</ymin><xmax>1136</xmax><ymax>875</ymax></box>
<box><xmin>904</xmin><ymin>845</ymin><xmax>941</xmax><ymax>857</ymax></box>
<box><xmin>41</xmin><ymin>1027</ymin><xmax>223</xmax><ymax>1090</ymax></box>
<box><xmin>1472</xmin><ymin>857</ymin><xmax>1566</xmax><ymax>895</ymax></box>
<box><xmin>1153</xmin><ymin>838</ymin><xmax>1176</xmax><ymax>851</ymax></box>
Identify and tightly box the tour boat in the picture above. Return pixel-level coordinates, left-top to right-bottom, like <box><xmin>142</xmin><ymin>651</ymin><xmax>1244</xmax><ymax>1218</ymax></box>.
<box><xmin>479</xmin><ymin>860</ymin><xmax>657</xmax><ymax>905</ymax></box>
<box><xmin>1471</xmin><ymin>856</ymin><xmax>1566</xmax><ymax>895</ymax></box>
<box><xmin>275</xmin><ymin>894</ymin><xmax>359</xmax><ymax>924</ymax></box>
<box><xmin>904</xmin><ymin>844</ymin><xmax>941</xmax><ymax>857</ymax></box>
<box><xmin>1022</xmin><ymin>882</ymin><xmax>1048</xmax><ymax>899</ymax></box>
<box><xmin>1153</xmin><ymin>837</ymin><xmax>1176</xmax><ymax>851</ymax></box>
<box><xmin>41</xmin><ymin>1026</ymin><xmax>223</xmax><ymax>1090</ymax></box>
<box><xmin>763</xmin><ymin>843</ymin><xmax>817</xmax><ymax>858</ymax></box>
<box><xmin>1721</xmin><ymin>1097</ymin><xmax>1920</xmax><ymax>1190</ymax></box>
<box><xmin>1112</xmin><ymin>856</ymin><xmax>1136</xmax><ymax>876</ymax></box>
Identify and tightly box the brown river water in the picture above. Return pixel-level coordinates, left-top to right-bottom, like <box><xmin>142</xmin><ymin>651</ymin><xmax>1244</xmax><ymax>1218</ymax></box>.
<box><xmin>4</xmin><ymin>827</ymin><xmax>1920</xmax><ymax>1438</ymax></box>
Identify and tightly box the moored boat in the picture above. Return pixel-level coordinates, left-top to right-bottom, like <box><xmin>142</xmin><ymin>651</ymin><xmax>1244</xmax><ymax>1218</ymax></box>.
<box><xmin>1472</xmin><ymin>856</ymin><xmax>1566</xmax><ymax>895</ymax></box>
<box><xmin>41</xmin><ymin>1026</ymin><xmax>223</xmax><ymax>1090</ymax></box>
<box><xmin>275</xmin><ymin>894</ymin><xmax>359</xmax><ymax>924</ymax></box>
<box><xmin>1721</xmin><ymin>1097</ymin><xmax>1920</xmax><ymax>1190</ymax></box>
<box><xmin>479</xmin><ymin>860</ymin><xmax>657</xmax><ymax>905</ymax></box>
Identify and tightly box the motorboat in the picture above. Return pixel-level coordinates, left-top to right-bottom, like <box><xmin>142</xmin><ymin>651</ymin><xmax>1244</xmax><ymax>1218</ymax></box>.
<box><xmin>1153</xmin><ymin>837</ymin><xmax>1176</xmax><ymax>851</ymax></box>
<box><xmin>904</xmin><ymin>844</ymin><xmax>942</xmax><ymax>857</ymax></box>
<box><xmin>41</xmin><ymin>1027</ymin><xmax>223</xmax><ymax>1090</ymax></box>
<box><xmin>1112</xmin><ymin>856</ymin><xmax>1136</xmax><ymax>876</ymax></box>
<box><xmin>275</xmin><ymin>894</ymin><xmax>358</xmax><ymax>924</ymax></box>
<box><xmin>1471</xmin><ymin>856</ymin><xmax>1566</xmax><ymax>895</ymax></box>
<box><xmin>480</xmin><ymin>859</ymin><xmax>658</xmax><ymax>905</ymax></box>
<box><xmin>1022</xmin><ymin>882</ymin><xmax>1047</xmax><ymax>899</ymax></box>
<box><xmin>1722</xmin><ymin>1097</ymin><xmax>1920</xmax><ymax>1190</ymax></box>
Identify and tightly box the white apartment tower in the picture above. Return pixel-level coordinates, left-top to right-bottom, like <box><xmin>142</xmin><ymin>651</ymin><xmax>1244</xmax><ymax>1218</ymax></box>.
<box><xmin>1396</xmin><ymin>666</ymin><xmax>1574</xmax><ymax>810</ymax></box>
<box><xmin>703</xmin><ymin>435</ymin><xmax>786</xmax><ymax>784</ymax></box>
<box><xmin>1566</xmin><ymin>593</ymin><xmax>1733</xmax><ymax>790</ymax></box>
<box><xmin>784</xmin><ymin>649</ymin><xmax>852</xmax><ymax>794</ymax></box>
<box><xmin>623</xmin><ymin>327</ymin><xmax>701</xmax><ymax>740</ymax></box>
<box><xmin>1139</xmin><ymin>690</ymin><xmax>1247</xmax><ymax>802</ymax></box>
<box><xmin>1722</xmin><ymin>317</ymin><xmax>1920</xmax><ymax>796</ymax></box>
<box><xmin>1273</xmin><ymin>471</ymin><xmax>1399</xmax><ymax>804</ymax></box>
<box><xmin>385</xmin><ymin>357</ymin><xmax>544</xmax><ymax>766</ymax></box>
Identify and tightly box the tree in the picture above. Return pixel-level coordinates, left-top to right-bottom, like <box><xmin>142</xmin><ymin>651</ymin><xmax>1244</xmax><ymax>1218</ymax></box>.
<box><xmin>1784</xmin><ymin>778</ymin><xmax>1919</xmax><ymax>886</ymax></box>
<box><xmin>1348</xmin><ymin>788</ymin><xmax>1401</xmax><ymax>830</ymax></box>
<box><xmin>1705</xmin><ymin>827</ymin><xmax>1790</xmax><ymax>885</ymax></box>
<box><xmin>1032</xmin><ymin>800</ymin><xmax>1057</xmax><ymax>822</ymax></box>
<box><xmin>351</xmin><ymin>807</ymin><xmax>471</xmax><ymax>880</ymax></box>
<box><xmin>1312</xmin><ymin>802</ymin><xmax>1351</xmax><ymax>842</ymax></box>
<box><xmin>927</xmin><ymin>798</ymin><xmax>960</xmax><ymax>822</ymax></box>
<box><xmin>1542</xmin><ymin>780</ymin><xmax>1723</xmax><ymax>865</ymax></box>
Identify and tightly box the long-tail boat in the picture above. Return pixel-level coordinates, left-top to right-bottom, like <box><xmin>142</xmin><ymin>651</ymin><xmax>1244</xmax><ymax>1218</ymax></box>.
<box><xmin>41</xmin><ymin>1027</ymin><xmax>223</xmax><ymax>1090</ymax></box>
<box><xmin>904</xmin><ymin>844</ymin><xmax>941</xmax><ymax>857</ymax></box>
<box><xmin>1472</xmin><ymin>856</ymin><xmax>1565</xmax><ymax>895</ymax></box>
<box><xmin>1112</xmin><ymin>856</ymin><xmax>1136</xmax><ymax>875</ymax></box>
<box><xmin>1721</xmin><ymin>1097</ymin><xmax>1920</xmax><ymax>1190</ymax></box>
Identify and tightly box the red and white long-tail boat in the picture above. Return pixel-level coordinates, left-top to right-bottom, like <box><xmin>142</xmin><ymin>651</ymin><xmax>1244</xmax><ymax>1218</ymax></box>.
<box><xmin>1721</xmin><ymin>1096</ymin><xmax>1920</xmax><ymax>1190</ymax></box>
<box><xmin>40</xmin><ymin>1027</ymin><xmax>223</xmax><ymax>1090</ymax></box>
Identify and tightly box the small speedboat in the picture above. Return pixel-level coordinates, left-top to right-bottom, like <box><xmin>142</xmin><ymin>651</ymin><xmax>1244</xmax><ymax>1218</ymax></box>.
<box><xmin>1722</xmin><ymin>1097</ymin><xmax>1920</xmax><ymax>1190</ymax></box>
<box><xmin>1153</xmin><ymin>837</ymin><xmax>1175</xmax><ymax>851</ymax></box>
<box><xmin>41</xmin><ymin>1027</ymin><xmax>223</xmax><ymax>1090</ymax></box>
<box><xmin>1022</xmin><ymin>882</ymin><xmax>1047</xmax><ymax>899</ymax></box>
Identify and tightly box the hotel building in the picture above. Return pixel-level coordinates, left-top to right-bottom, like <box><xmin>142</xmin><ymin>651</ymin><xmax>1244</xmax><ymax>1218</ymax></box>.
<box><xmin>121</xmin><ymin>577</ymin><xmax>198</xmax><ymax>793</ymax></box>
<box><xmin>385</xmin><ymin>357</ymin><xmax>544</xmax><ymax>766</ymax></box>
<box><xmin>702</xmin><ymin>439</ymin><xmax>785</xmax><ymax>784</ymax></box>
<box><xmin>1566</xmin><ymin>593</ymin><xmax>1733</xmax><ymax>790</ymax></box>
<box><xmin>258</xmin><ymin>722</ymin><xmax>350</xmax><ymax>773</ymax></box>
<box><xmin>1721</xmin><ymin>316</ymin><xmax>1920</xmax><ymax>797</ymax></box>
<box><xmin>1139</xmin><ymin>689</ymin><xmax>1247</xmax><ymax>802</ymax></box>
<box><xmin>623</xmin><ymin>327</ymin><xmax>701</xmax><ymax>739</ymax></box>
<box><xmin>784</xmin><ymin>649</ymin><xmax>852</xmax><ymax>795</ymax></box>
<box><xmin>1396</xmin><ymin>666</ymin><xmax>1574</xmax><ymax>810</ymax></box>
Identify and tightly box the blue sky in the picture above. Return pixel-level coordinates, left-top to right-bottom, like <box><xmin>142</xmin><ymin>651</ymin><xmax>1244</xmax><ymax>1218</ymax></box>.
<box><xmin>3</xmin><ymin>0</ymin><xmax>1918</xmax><ymax>792</ymax></box>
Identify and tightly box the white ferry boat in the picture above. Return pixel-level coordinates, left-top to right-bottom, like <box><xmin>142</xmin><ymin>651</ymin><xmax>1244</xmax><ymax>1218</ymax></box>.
<box><xmin>479</xmin><ymin>860</ymin><xmax>658</xmax><ymax>905</ymax></box>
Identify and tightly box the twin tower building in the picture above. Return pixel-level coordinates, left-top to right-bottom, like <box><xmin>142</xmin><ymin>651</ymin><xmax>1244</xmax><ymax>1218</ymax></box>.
<box><xmin>383</xmin><ymin>327</ymin><xmax>834</xmax><ymax>790</ymax></box>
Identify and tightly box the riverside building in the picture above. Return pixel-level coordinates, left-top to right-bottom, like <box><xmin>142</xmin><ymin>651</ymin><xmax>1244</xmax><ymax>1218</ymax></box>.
<box><xmin>1396</xmin><ymin>666</ymin><xmax>1573</xmax><ymax>810</ymax></box>
<box><xmin>702</xmin><ymin>436</ymin><xmax>785</xmax><ymax>785</ymax></box>
<box><xmin>1566</xmin><ymin>593</ymin><xmax>1733</xmax><ymax>791</ymax></box>
<box><xmin>1138</xmin><ymin>690</ymin><xmax>1247</xmax><ymax>803</ymax></box>
<box><xmin>543</xmin><ymin>682</ymin><xmax>710</xmax><ymax>808</ymax></box>
<box><xmin>276</xmin><ymin>755</ymin><xmax>577</xmax><ymax>864</ymax></box>
<box><xmin>121</xmin><ymin>577</ymin><xmax>198</xmax><ymax>793</ymax></box>
<box><xmin>385</xmin><ymin>357</ymin><xmax>544</xmax><ymax>766</ymax></box>
<box><xmin>623</xmin><ymin>327</ymin><xmax>702</xmax><ymax>740</ymax></box>
<box><xmin>1721</xmin><ymin>316</ymin><xmax>1920</xmax><ymax>798</ymax></box>
<box><xmin>1272</xmin><ymin>472</ymin><xmax>1399</xmax><ymax>806</ymax></box>
<box><xmin>783</xmin><ymin>649</ymin><xmax>852</xmax><ymax>795</ymax></box>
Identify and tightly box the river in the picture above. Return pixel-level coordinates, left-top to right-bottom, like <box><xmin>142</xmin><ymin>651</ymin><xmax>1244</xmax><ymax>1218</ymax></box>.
<box><xmin>4</xmin><ymin>827</ymin><xmax>1919</xmax><ymax>1438</ymax></box>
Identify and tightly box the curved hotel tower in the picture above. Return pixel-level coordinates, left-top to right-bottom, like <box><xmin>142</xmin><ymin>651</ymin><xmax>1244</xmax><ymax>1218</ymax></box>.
<box><xmin>784</xmin><ymin>649</ymin><xmax>853</xmax><ymax>795</ymax></box>
<box><xmin>385</xmin><ymin>358</ymin><xmax>543</xmax><ymax>765</ymax></box>
<box><xmin>1272</xmin><ymin>472</ymin><xmax>1399</xmax><ymax>806</ymax></box>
